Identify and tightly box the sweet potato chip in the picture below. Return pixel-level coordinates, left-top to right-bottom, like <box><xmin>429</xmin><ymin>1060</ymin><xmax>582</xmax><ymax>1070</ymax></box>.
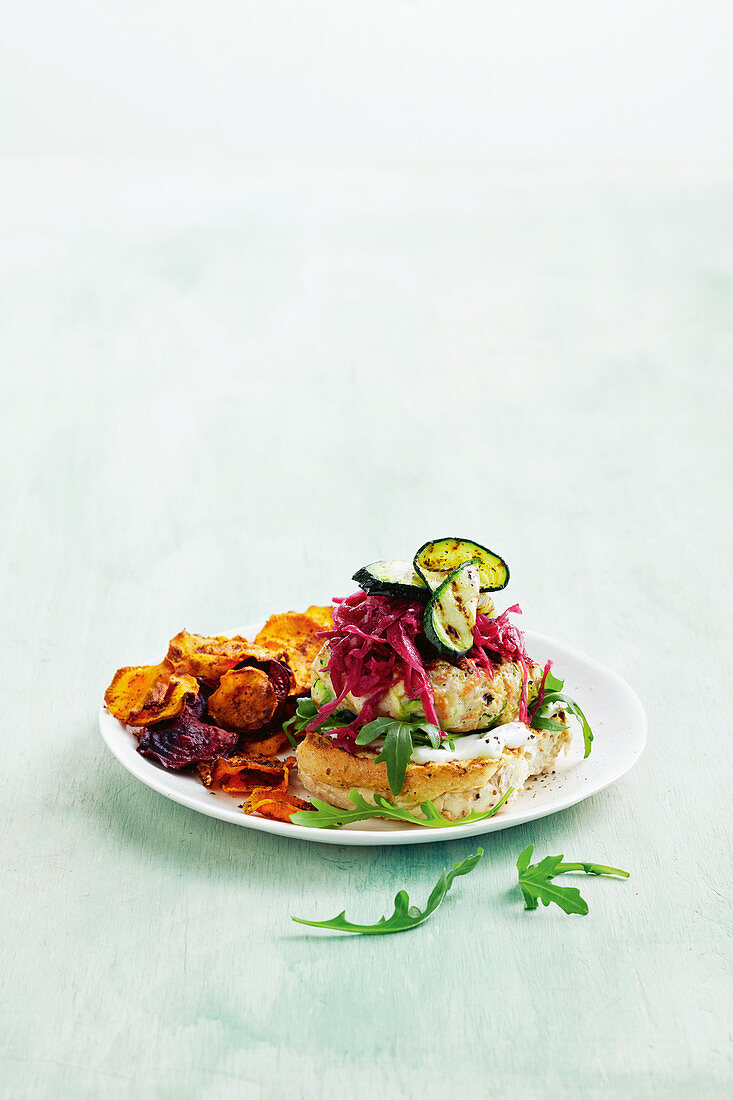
<box><xmin>134</xmin><ymin>672</ymin><xmax>200</xmax><ymax>726</ymax></box>
<box><xmin>105</xmin><ymin>664</ymin><xmax>165</xmax><ymax>722</ymax></box>
<box><xmin>242</xmin><ymin>787</ymin><xmax>311</xmax><ymax>822</ymax></box>
<box><xmin>243</xmin><ymin>729</ymin><xmax>290</xmax><ymax>757</ymax></box>
<box><xmin>104</xmin><ymin>660</ymin><xmax>199</xmax><ymax>726</ymax></box>
<box><xmin>197</xmin><ymin>753</ymin><xmax>282</xmax><ymax>794</ymax></box>
<box><xmin>304</xmin><ymin>605</ymin><xmax>334</xmax><ymax>630</ymax></box>
<box><xmin>197</xmin><ymin>753</ymin><xmax>296</xmax><ymax>796</ymax></box>
<box><xmin>166</xmin><ymin>631</ymin><xmax>285</xmax><ymax>685</ymax></box>
<box><xmin>207</xmin><ymin>667</ymin><xmax>278</xmax><ymax>731</ymax></box>
<box><xmin>234</xmin><ymin>655</ymin><xmax>294</xmax><ymax>702</ymax></box>
<box><xmin>275</xmin><ymin>755</ymin><xmax>297</xmax><ymax>793</ymax></box>
<box><xmin>254</xmin><ymin>609</ymin><xmax>332</xmax><ymax>695</ymax></box>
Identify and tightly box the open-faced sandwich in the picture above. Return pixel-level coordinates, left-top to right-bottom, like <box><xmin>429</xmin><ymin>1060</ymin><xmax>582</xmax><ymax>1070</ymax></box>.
<box><xmin>293</xmin><ymin>537</ymin><xmax>589</xmax><ymax>821</ymax></box>
<box><xmin>103</xmin><ymin>536</ymin><xmax>592</xmax><ymax>827</ymax></box>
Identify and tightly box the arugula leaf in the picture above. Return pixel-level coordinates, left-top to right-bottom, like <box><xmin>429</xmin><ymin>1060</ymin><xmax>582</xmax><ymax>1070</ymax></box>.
<box><xmin>375</xmin><ymin>723</ymin><xmax>414</xmax><ymax>795</ymax></box>
<box><xmin>529</xmin><ymin>714</ymin><xmax>566</xmax><ymax>733</ymax></box>
<box><xmin>282</xmin><ymin>697</ymin><xmax>356</xmax><ymax>747</ymax></box>
<box><xmin>543</xmin><ymin>671</ymin><xmax>565</xmax><ymax>693</ymax></box>
<box><xmin>356</xmin><ymin>715</ymin><xmax>442</xmax><ymax>749</ymax></box>
<box><xmin>285</xmin><ymin>705</ymin><xmax>444</xmax><ymax>782</ymax></box>
<box><xmin>541</xmin><ymin>691</ymin><xmax>594</xmax><ymax>758</ymax></box>
<box><xmin>405</xmin><ymin>723</ymin><xmax>442</xmax><ymax>750</ymax></box>
<box><xmin>292</xmin><ymin>848</ymin><xmax>483</xmax><ymax>935</ymax></box>
<box><xmin>282</xmin><ymin>697</ymin><xmax>317</xmax><ymax>746</ymax></box>
<box><xmin>516</xmin><ymin>844</ymin><xmax>629</xmax><ymax>915</ymax></box>
<box><xmin>355</xmin><ymin>715</ymin><xmax>443</xmax><ymax>794</ymax></box>
<box><xmin>291</xmin><ymin>787</ymin><xmax>513</xmax><ymax>829</ymax></box>
<box><xmin>529</xmin><ymin>671</ymin><xmax>594</xmax><ymax>758</ymax></box>
<box><xmin>354</xmin><ymin>715</ymin><xmax>396</xmax><ymax>744</ymax></box>
<box><xmin>286</xmin><ymin>696</ymin><xmax>317</xmax><ymax>724</ymax></box>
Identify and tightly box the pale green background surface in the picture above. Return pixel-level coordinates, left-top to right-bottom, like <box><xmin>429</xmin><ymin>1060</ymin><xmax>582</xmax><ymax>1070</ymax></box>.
<box><xmin>1</xmin><ymin>160</ymin><xmax>731</xmax><ymax>1098</ymax></box>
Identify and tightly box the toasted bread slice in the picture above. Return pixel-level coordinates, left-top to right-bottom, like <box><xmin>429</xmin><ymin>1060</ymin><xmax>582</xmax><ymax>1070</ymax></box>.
<box><xmin>296</xmin><ymin>715</ymin><xmax>572</xmax><ymax>821</ymax></box>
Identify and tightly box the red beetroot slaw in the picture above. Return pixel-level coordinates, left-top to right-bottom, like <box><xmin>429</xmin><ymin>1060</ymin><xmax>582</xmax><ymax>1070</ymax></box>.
<box><xmin>308</xmin><ymin>591</ymin><xmax>439</xmax><ymax>750</ymax></box>
<box><xmin>468</xmin><ymin>604</ymin><xmax>535</xmax><ymax>723</ymax></box>
<box><xmin>309</xmin><ymin>591</ymin><xmax>539</xmax><ymax>745</ymax></box>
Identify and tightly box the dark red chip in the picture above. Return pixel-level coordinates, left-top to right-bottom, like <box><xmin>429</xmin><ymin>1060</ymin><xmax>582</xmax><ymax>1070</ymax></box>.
<box><xmin>267</xmin><ymin>659</ymin><xmax>294</xmax><ymax>704</ymax></box>
<box><xmin>137</xmin><ymin>699</ymin><xmax>238</xmax><ymax>769</ymax></box>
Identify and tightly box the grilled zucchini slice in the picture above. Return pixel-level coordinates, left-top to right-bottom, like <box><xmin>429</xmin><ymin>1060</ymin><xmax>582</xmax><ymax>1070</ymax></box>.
<box><xmin>352</xmin><ymin>560</ymin><xmax>429</xmax><ymax>600</ymax></box>
<box><xmin>423</xmin><ymin>561</ymin><xmax>480</xmax><ymax>657</ymax></box>
<box><xmin>414</xmin><ymin>537</ymin><xmax>509</xmax><ymax>592</ymax></box>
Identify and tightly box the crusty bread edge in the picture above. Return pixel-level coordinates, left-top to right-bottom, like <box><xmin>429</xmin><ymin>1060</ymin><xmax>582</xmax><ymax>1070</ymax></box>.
<box><xmin>296</xmin><ymin>721</ymin><xmax>572</xmax><ymax>820</ymax></box>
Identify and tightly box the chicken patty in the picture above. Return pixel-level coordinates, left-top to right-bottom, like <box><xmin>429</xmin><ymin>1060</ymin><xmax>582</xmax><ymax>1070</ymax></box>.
<box><xmin>311</xmin><ymin>643</ymin><xmax>541</xmax><ymax>733</ymax></box>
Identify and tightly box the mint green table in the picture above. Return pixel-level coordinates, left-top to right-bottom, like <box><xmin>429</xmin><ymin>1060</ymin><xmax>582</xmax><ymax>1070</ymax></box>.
<box><xmin>1</xmin><ymin>161</ymin><xmax>730</xmax><ymax>1099</ymax></box>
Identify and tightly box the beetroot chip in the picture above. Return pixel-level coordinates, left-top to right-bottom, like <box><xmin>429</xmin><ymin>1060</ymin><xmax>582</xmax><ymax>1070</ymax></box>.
<box><xmin>137</xmin><ymin>699</ymin><xmax>238</xmax><ymax>769</ymax></box>
<box><xmin>267</xmin><ymin>659</ymin><xmax>294</xmax><ymax>704</ymax></box>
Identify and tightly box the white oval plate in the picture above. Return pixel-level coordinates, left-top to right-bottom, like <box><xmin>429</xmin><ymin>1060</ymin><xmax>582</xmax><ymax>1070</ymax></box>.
<box><xmin>99</xmin><ymin>627</ymin><xmax>646</xmax><ymax>846</ymax></box>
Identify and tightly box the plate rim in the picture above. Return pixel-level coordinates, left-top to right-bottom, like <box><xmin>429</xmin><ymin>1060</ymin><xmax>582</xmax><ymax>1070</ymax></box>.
<box><xmin>98</xmin><ymin>627</ymin><xmax>647</xmax><ymax>846</ymax></box>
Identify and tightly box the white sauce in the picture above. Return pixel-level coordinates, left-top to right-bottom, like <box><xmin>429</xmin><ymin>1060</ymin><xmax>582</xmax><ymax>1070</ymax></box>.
<box><xmin>409</xmin><ymin>721</ymin><xmax>532</xmax><ymax>764</ymax></box>
<box><xmin>501</xmin><ymin>721</ymin><xmax>534</xmax><ymax>748</ymax></box>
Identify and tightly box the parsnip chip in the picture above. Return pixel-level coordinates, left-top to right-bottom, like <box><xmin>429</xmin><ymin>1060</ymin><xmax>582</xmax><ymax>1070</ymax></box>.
<box><xmin>254</xmin><ymin>609</ymin><xmax>332</xmax><ymax>695</ymax></box>
<box><xmin>104</xmin><ymin>660</ymin><xmax>198</xmax><ymax>726</ymax></box>
<box><xmin>207</xmin><ymin>667</ymin><xmax>278</xmax><ymax>731</ymax></box>
<box><xmin>166</xmin><ymin>631</ymin><xmax>284</xmax><ymax>684</ymax></box>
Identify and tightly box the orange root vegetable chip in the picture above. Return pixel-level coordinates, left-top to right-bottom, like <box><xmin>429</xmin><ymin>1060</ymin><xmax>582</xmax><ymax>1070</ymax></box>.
<box><xmin>304</xmin><ymin>605</ymin><xmax>334</xmax><ymax>630</ymax></box>
<box><xmin>166</xmin><ymin>631</ymin><xmax>285</xmax><ymax>685</ymax></box>
<box><xmin>275</xmin><ymin>755</ymin><xmax>297</xmax><ymax>793</ymax></box>
<box><xmin>104</xmin><ymin>660</ymin><xmax>198</xmax><ymax>726</ymax></box>
<box><xmin>254</xmin><ymin>609</ymin><xmax>333</xmax><ymax>695</ymax></box>
<box><xmin>197</xmin><ymin>753</ymin><xmax>297</xmax><ymax>796</ymax></box>
<box><xmin>236</xmin><ymin>655</ymin><xmax>294</xmax><ymax>704</ymax></box>
<box><xmin>242</xmin><ymin>729</ymin><xmax>290</xmax><ymax>757</ymax></box>
<box><xmin>197</xmin><ymin>752</ymin><xmax>285</xmax><ymax>795</ymax></box>
<box><xmin>133</xmin><ymin>672</ymin><xmax>199</xmax><ymax>726</ymax></box>
<box><xmin>207</xmin><ymin>667</ymin><xmax>278</xmax><ymax>731</ymax></box>
<box><xmin>105</xmin><ymin>664</ymin><xmax>166</xmax><ymax>721</ymax></box>
<box><xmin>242</xmin><ymin>788</ymin><xmax>311</xmax><ymax>822</ymax></box>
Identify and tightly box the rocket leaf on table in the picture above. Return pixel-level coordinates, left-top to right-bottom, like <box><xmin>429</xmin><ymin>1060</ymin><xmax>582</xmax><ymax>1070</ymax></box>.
<box><xmin>292</xmin><ymin>848</ymin><xmax>483</xmax><ymax>935</ymax></box>
<box><xmin>516</xmin><ymin>844</ymin><xmax>629</xmax><ymax>915</ymax></box>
